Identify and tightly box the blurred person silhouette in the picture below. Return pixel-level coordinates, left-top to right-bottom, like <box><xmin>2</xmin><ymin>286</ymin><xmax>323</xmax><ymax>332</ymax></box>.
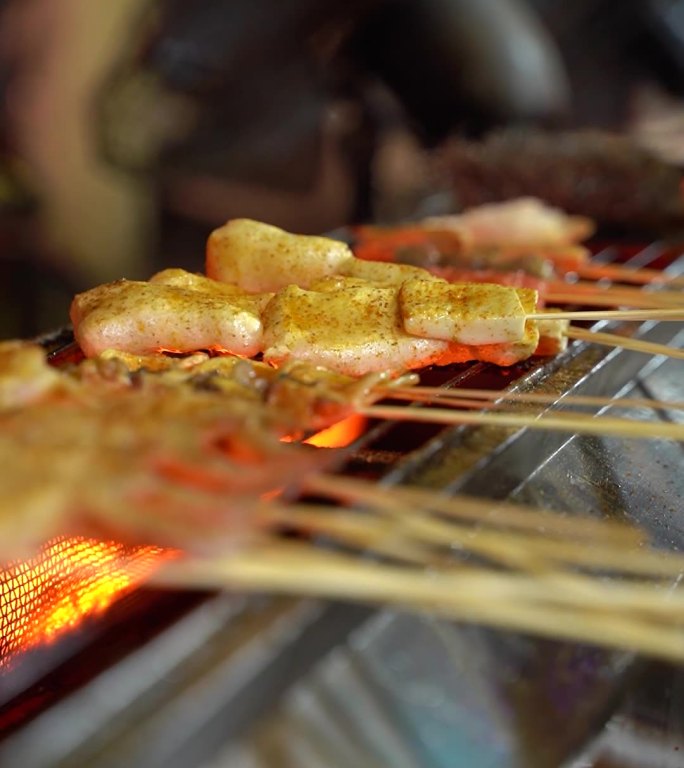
<box><xmin>0</xmin><ymin>0</ymin><xmax>155</xmax><ymax>339</ymax></box>
<box><xmin>437</xmin><ymin>1</ymin><xmax>684</xmax><ymax>233</ymax></box>
<box><xmin>97</xmin><ymin>0</ymin><xmax>684</xmax><ymax>275</ymax></box>
<box><xmin>2</xmin><ymin>1</ymin><xmax>161</xmax><ymax>275</ymax></box>
<box><xmin>93</xmin><ymin>0</ymin><xmax>569</xmax><ymax>272</ymax></box>
<box><xmin>529</xmin><ymin>0</ymin><xmax>684</xmax><ymax>135</ymax></box>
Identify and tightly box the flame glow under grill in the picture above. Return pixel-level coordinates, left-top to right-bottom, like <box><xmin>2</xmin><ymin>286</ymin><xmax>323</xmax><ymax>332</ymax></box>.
<box><xmin>5</xmin><ymin>271</ymin><xmax>614</xmax><ymax>671</ymax></box>
<box><xmin>0</xmin><ymin>538</ymin><xmax>172</xmax><ymax>670</ymax></box>
<box><xmin>0</xmin><ymin>419</ymin><xmax>362</xmax><ymax>671</ymax></box>
<box><xmin>303</xmin><ymin>414</ymin><xmax>366</xmax><ymax>447</ymax></box>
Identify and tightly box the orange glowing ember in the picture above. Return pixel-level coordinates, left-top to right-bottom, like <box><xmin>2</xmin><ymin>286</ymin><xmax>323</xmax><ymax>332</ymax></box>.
<box><xmin>0</xmin><ymin>537</ymin><xmax>174</xmax><ymax>669</ymax></box>
<box><xmin>304</xmin><ymin>414</ymin><xmax>367</xmax><ymax>448</ymax></box>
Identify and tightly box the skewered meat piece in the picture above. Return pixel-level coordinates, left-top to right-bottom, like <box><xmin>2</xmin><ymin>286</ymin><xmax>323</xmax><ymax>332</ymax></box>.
<box><xmin>400</xmin><ymin>280</ymin><xmax>532</xmax><ymax>345</ymax></box>
<box><xmin>206</xmin><ymin>218</ymin><xmax>353</xmax><ymax>292</ymax></box>
<box><xmin>422</xmin><ymin>197</ymin><xmax>593</xmax><ymax>249</ymax></box>
<box><xmin>262</xmin><ymin>276</ymin><xmax>538</xmax><ymax>375</ymax></box>
<box><xmin>73</xmin><ymin>245</ymin><xmax>543</xmax><ymax>373</ymax></box>
<box><xmin>437</xmin><ymin>130</ymin><xmax>684</xmax><ymax>233</ymax></box>
<box><xmin>71</xmin><ymin>279</ymin><xmax>267</xmax><ymax>358</ymax></box>
<box><xmin>92</xmin><ymin>349</ymin><xmax>413</xmax><ymax>433</ymax></box>
<box><xmin>353</xmin><ymin>198</ymin><xmax>592</xmax><ymax>278</ymax></box>
<box><xmin>2</xmin><ymin>340</ymin><xmax>411</xmax><ymax>439</ymax></box>
<box><xmin>71</xmin><ymin>219</ymin><xmax>565</xmax><ymax>374</ymax></box>
<box><xmin>207</xmin><ymin>218</ymin><xmax>441</xmax><ymax>292</ymax></box>
<box><xmin>262</xmin><ymin>278</ymin><xmax>451</xmax><ymax>376</ymax></box>
<box><xmin>436</xmin><ymin>286</ymin><xmax>540</xmax><ymax>367</ymax></box>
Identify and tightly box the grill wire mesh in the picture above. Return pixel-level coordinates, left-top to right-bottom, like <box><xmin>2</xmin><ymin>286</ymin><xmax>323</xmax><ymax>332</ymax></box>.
<box><xmin>0</xmin><ymin>537</ymin><xmax>168</xmax><ymax>669</ymax></box>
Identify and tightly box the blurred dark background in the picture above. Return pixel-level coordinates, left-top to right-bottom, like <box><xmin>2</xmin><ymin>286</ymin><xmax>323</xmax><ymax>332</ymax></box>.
<box><xmin>1</xmin><ymin>0</ymin><xmax>684</xmax><ymax>338</ymax></box>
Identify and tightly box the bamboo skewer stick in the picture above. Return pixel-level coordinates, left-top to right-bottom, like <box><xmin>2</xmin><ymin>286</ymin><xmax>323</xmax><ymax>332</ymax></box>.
<box><xmin>359</xmin><ymin>403</ymin><xmax>684</xmax><ymax>441</ymax></box>
<box><xmin>258</xmin><ymin>500</ymin><xmax>675</xmax><ymax>577</ymax></box>
<box><xmin>305</xmin><ymin>476</ymin><xmax>641</xmax><ymax>544</ymax></box>
<box><xmin>383</xmin><ymin>389</ymin><xmax>682</xmax><ymax>416</ymax></box>
<box><xmin>256</xmin><ymin>503</ymin><xmax>432</xmax><ymax>565</ymax></box>
<box><xmin>252</xmin><ymin>485</ymin><xmax>684</xmax><ymax>598</ymax></box>
<box><xmin>154</xmin><ymin>542</ymin><xmax>684</xmax><ymax>662</ymax></box>
<box><xmin>527</xmin><ymin>307</ymin><xmax>684</xmax><ymax>322</ymax></box>
<box><xmin>548</xmin><ymin>277</ymin><xmax>684</xmax><ymax>296</ymax></box>
<box><xmin>544</xmin><ymin>291</ymin><xmax>680</xmax><ymax>309</ymax></box>
<box><xmin>367</xmin><ymin>510</ymin><xmax>683</xmax><ymax>578</ymax></box>
<box><xmin>542</xmin><ymin>290</ymin><xmax>684</xmax><ymax>309</ymax></box>
<box><xmin>382</xmin><ymin>385</ymin><xmax>684</xmax><ymax>413</ymax></box>
<box><xmin>565</xmin><ymin>326</ymin><xmax>684</xmax><ymax>360</ymax></box>
<box><xmin>303</xmin><ymin>481</ymin><xmax>684</xmax><ymax>578</ymax></box>
<box><xmin>548</xmin><ymin>281</ymin><xmax>684</xmax><ymax>305</ymax></box>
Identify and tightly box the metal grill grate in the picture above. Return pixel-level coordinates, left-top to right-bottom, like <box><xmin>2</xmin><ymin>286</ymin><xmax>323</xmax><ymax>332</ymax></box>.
<box><xmin>0</xmin><ymin>240</ymin><xmax>683</xmax><ymax>767</ymax></box>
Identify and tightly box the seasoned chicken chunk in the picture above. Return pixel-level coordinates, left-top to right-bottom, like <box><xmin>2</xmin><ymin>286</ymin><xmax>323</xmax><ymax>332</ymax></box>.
<box><xmin>71</xmin><ymin>279</ymin><xmax>265</xmax><ymax>358</ymax></box>
<box><xmin>150</xmin><ymin>268</ymin><xmax>274</xmax><ymax>312</ymax></box>
<box><xmin>206</xmin><ymin>219</ymin><xmax>353</xmax><ymax>292</ymax></box>
<box><xmin>340</xmin><ymin>258</ymin><xmax>443</xmax><ymax>286</ymax></box>
<box><xmin>437</xmin><ymin>288</ymin><xmax>540</xmax><ymax>367</ymax></box>
<box><xmin>262</xmin><ymin>280</ymin><xmax>451</xmax><ymax>377</ymax></box>
<box><xmin>423</xmin><ymin>198</ymin><xmax>594</xmax><ymax>249</ymax></box>
<box><xmin>262</xmin><ymin>276</ymin><xmax>541</xmax><ymax>375</ymax></box>
<box><xmin>399</xmin><ymin>280</ymin><xmax>532</xmax><ymax>345</ymax></box>
<box><xmin>206</xmin><ymin>218</ymin><xmax>441</xmax><ymax>294</ymax></box>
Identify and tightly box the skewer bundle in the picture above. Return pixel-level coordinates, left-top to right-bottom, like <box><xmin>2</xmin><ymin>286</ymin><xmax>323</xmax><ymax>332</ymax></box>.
<box><xmin>156</xmin><ymin>476</ymin><xmax>684</xmax><ymax>663</ymax></box>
